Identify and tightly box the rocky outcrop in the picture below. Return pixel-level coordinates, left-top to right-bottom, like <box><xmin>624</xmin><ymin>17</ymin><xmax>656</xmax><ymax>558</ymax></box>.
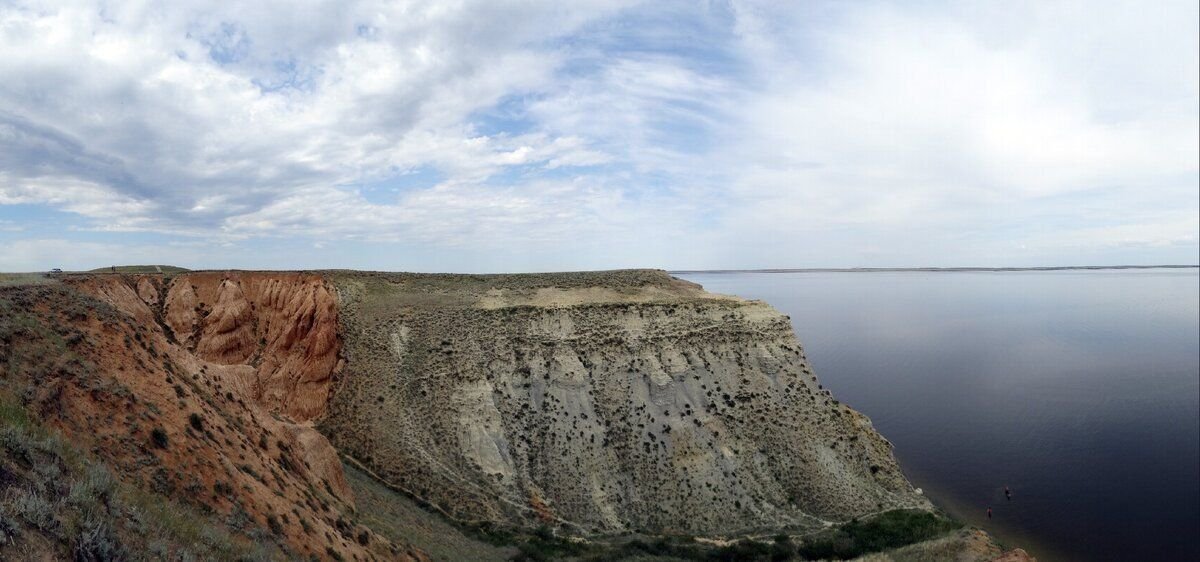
<box><xmin>161</xmin><ymin>272</ymin><xmax>341</xmax><ymax>421</ymax></box>
<box><xmin>320</xmin><ymin>270</ymin><xmax>928</xmax><ymax>536</ymax></box>
<box><xmin>48</xmin><ymin>274</ymin><xmax>417</xmax><ymax>561</ymax></box>
<box><xmin>69</xmin><ymin>272</ymin><xmax>341</xmax><ymax>423</ymax></box>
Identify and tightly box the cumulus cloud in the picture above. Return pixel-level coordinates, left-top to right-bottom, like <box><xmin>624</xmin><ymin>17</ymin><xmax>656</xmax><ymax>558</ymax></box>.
<box><xmin>0</xmin><ymin>0</ymin><xmax>1195</xmax><ymax>271</ymax></box>
<box><xmin>0</xmin><ymin>1</ymin><xmax>627</xmax><ymax>234</ymax></box>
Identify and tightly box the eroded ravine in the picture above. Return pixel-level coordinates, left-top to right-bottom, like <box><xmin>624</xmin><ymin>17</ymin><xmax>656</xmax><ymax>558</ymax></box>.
<box><xmin>59</xmin><ymin>272</ymin><xmax>423</xmax><ymax>561</ymax></box>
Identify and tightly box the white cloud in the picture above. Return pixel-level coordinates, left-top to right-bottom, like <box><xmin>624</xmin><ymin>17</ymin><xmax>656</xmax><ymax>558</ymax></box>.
<box><xmin>0</xmin><ymin>0</ymin><xmax>1195</xmax><ymax>270</ymax></box>
<box><xmin>0</xmin><ymin>0</ymin><xmax>627</xmax><ymax>234</ymax></box>
<box><xmin>0</xmin><ymin>238</ymin><xmax>205</xmax><ymax>272</ymax></box>
<box><xmin>702</xmin><ymin>0</ymin><xmax>1199</xmax><ymax>266</ymax></box>
<box><xmin>0</xmin><ymin>174</ymin><xmax>154</xmax><ymax>221</ymax></box>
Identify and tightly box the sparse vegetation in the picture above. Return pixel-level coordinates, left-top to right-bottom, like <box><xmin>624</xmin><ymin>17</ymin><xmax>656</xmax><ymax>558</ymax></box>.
<box><xmin>150</xmin><ymin>427</ymin><xmax>169</xmax><ymax>449</ymax></box>
<box><xmin>85</xmin><ymin>265</ymin><xmax>190</xmax><ymax>274</ymax></box>
<box><xmin>795</xmin><ymin>510</ymin><xmax>961</xmax><ymax>560</ymax></box>
<box><xmin>433</xmin><ymin>510</ymin><xmax>958</xmax><ymax>561</ymax></box>
<box><xmin>343</xmin><ymin>462</ymin><xmax>516</xmax><ymax>560</ymax></box>
<box><xmin>72</xmin><ymin>514</ymin><xmax>126</xmax><ymax>561</ymax></box>
<box><xmin>510</xmin><ymin>527</ymin><xmax>588</xmax><ymax>561</ymax></box>
<box><xmin>188</xmin><ymin>412</ymin><xmax>204</xmax><ymax>431</ymax></box>
<box><xmin>213</xmin><ymin>480</ymin><xmax>234</xmax><ymax>496</ymax></box>
<box><xmin>0</xmin><ymin>385</ymin><xmax>280</xmax><ymax>560</ymax></box>
<box><xmin>11</xmin><ymin>489</ymin><xmax>57</xmax><ymax>532</ymax></box>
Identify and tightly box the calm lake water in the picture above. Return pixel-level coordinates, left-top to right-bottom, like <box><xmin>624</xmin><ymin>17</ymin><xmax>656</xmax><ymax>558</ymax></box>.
<box><xmin>677</xmin><ymin>269</ymin><xmax>1200</xmax><ymax>562</ymax></box>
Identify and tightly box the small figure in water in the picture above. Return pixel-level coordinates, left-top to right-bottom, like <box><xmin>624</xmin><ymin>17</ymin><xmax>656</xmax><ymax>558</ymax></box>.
<box><xmin>987</xmin><ymin>507</ymin><xmax>993</xmax><ymax>519</ymax></box>
<box><xmin>1005</xmin><ymin>486</ymin><xmax>1012</xmax><ymax>500</ymax></box>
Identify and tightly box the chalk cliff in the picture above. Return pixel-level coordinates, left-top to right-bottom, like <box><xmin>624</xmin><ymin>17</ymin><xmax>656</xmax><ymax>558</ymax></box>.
<box><xmin>319</xmin><ymin>270</ymin><xmax>927</xmax><ymax>535</ymax></box>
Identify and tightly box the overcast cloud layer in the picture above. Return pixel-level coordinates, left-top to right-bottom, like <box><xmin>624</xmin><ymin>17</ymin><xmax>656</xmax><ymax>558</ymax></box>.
<box><xmin>1</xmin><ymin>0</ymin><xmax>1196</xmax><ymax>272</ymax></box>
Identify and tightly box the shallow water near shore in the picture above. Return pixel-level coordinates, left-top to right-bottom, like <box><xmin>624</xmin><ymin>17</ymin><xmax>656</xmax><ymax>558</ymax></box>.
<box><xmin>677</xmin><ymin>269</ymin><xmax>1200</xmax><ymax>562</ymax></box>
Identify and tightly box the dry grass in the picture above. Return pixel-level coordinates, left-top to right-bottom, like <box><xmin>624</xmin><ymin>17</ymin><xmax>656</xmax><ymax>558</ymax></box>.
<box><xmin>0</xmin><ymin>386</ymin><xmax>279</xmax><ymax>560</ymax></box>
<box><xmin>0</xmin><ymin>273</ymin><xmax>58</xmax><ymax>287</ymax></box>
<box><xmin>85</xmin><ymin>265</ymin><xmax>190</xmax><ymax>274</ymax></box>
<box><xmin>344</xmin><ymin>462</ymin><xmax>515</xmax><ymax>561</ymax></box>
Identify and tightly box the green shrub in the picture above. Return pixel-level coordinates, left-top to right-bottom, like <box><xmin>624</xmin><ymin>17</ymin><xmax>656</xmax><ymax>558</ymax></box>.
<box><xmin>465</xmin><ymin>521</ymin><xmax>517</xmax><ymax>546</ymax></box>
<box><xmin>226</xmin><ymin>505</ymin><xmax>252</xmax><ymax>531</ymax></box>
<box><xmin>770</xmin><ymin>534</ymin><xmax>795</xmax><ymax>561</ymax></box>
<box><xmin>237</xmin><ymin>464</ymin><xmax>261</xmax><ymax>482</ymax></box>
<box><xmin>213</xmin><ymin>480</ymin><xmax>234</xmax><ymax>496</ymax></box>
<box><xmin>0</xmin><ymin>397</ymin><xmax>30</xmax><ymax>429</ymax></box>
<box><xmin>189</xmin><ymin>413</ymin><xmax>204</xmax><ymax>432</ymax></box>
<box><xmin>710</xmin><ymin>540</ymin><xmax>772</xmax><ymax>561</ymax></box>
<box><xmin>67</xmin><ymin>463</ymin><xmax>116</xmax><ymax>507</ymax></box>
<box><xmin>511</xmin><ymin>525</ymin><xmax>588</xmax><ymax>561</ymax></box>
<box><xmin>797</xmin><ymin>510</ymin><xmax>960</xmax><ymax>560</ymax></box>
<box><xmin>150</xmin><ymin>427</ymin><xmax>169</xmax><ymax>449</ymax></box>
<box><xmin>0</xmin><ymin>426</ymin><xmax>32</xmax><ymax>463</ymax></box>
<box><xmin>72</xmin><ymin>515</ymin><xmax>127</xmax><ymax>562</ymax></box>
<box><xmin>0</xmin><ymin>512</ymin><xmax>20</xmax><ymax>544</ymax></box>
<box><xmin>11</xmin><ymin>488</ymin><xmax>57</xmax><ymax>532</ymax></box>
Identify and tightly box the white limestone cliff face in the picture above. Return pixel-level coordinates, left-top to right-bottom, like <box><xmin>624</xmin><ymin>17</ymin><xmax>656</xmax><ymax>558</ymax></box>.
<box><xmin>320</xmin><ymin>270</ymin><xmax>929</xmax><ymax>536</ymax></box>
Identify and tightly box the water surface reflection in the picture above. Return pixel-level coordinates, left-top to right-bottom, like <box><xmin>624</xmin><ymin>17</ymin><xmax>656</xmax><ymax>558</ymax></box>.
<box><xmin>678</xmin><ymin>270</ymin><xmax>1200</xmax><ymax>561</ymax></box>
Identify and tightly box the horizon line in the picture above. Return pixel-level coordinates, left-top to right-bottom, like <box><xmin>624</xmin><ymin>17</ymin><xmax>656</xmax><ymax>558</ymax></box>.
<box><xmin>669</xmin><ymin>265</ymin><xmax>1200</xmax><ymax>274</ymax></box>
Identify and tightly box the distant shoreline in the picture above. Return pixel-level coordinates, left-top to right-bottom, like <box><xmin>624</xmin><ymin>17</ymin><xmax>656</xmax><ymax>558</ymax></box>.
<box><xmin>671</xmin><ymin>265</ymin><xmax>1200</xmax><ymax>274</ymax></box>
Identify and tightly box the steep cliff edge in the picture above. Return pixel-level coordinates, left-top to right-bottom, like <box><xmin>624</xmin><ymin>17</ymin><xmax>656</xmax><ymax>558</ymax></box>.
<box><xmin>0</xmin><ymin>275</ymin><xmax>427</xmax><ymax>561</ymax></box>
<box><xmin>320</xmin><ymin>270</ymin><xmax>928</xmax><ymax>536</ymax></box>
<box><xmin>159</xmin><ymin>272</ymin><xmax>341</xmax><ymax>421</ymax></box>
<box><xmin>1</xmin><ymin>269</ymin><xmax>1032</xmax><ymax>561</ymax></box>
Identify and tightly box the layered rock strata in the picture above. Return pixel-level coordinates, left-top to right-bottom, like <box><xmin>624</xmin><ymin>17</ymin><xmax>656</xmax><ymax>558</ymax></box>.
<box><xmin>47</xmin><ymin>273</ymin><xmax>423</xmax><ymax>561</ymax></box>
<box><xmin>320</xmin><ymin>270</ymin><xmax>928</xmax><ymax>535</ymax></box>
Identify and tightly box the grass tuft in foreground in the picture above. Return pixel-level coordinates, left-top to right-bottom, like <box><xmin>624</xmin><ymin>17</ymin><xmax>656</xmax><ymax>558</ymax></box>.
<box><xmin>0</xmin><ymin>385</ymin><xmax>280</xmax><ymax>560</ymax></box>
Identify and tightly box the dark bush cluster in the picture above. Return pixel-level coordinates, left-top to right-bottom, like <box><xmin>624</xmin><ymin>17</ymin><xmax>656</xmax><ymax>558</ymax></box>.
<box><xmin>796</xmin><ymin>510</ymin><xmax>960</xmax><ymax>560</ymax></box>
<box><xmin>188</xmin><ymin>413</ymin><xmax>204</xmax><ymax>432</ymax></box>
<box><xmin>72</xmin><ymin>516</ymin><xmax>127</xmax><ymax>562</ymax></box>
<box><xmin>150</xmin><ymin>427</ymin><xmax>169</xmax><ymax>449</ymax></box>
<box><xmin>500</xmin><ymin>510</ymin><xmax>959</xmax><ymax>562</ymax></box>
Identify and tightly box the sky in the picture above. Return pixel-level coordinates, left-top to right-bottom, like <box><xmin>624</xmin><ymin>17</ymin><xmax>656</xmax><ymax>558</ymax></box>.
<box><xmin>0</xmin><ymin>0</ymin><xmax>1197</xmax><ymax>272</ymax></box>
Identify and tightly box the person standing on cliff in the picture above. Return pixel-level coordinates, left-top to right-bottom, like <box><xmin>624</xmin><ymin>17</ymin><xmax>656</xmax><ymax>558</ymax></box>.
<box><xmin>987</xmin><ymin>507</ymin><xmax>993</xmax><ymax>519</ymax></box>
